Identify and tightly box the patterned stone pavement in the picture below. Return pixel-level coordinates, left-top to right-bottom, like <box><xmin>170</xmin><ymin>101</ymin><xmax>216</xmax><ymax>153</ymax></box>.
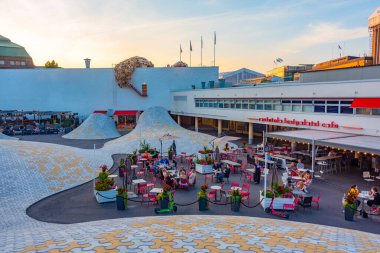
<box><xmin>2</xmin><ymin>216</ymin><xmax>379</xmax><ymax>253</ymax></box>
<box><xmin>1</xmin><ymin>136</ymin><xmax>380</xmax><ymax>252</ymax></box>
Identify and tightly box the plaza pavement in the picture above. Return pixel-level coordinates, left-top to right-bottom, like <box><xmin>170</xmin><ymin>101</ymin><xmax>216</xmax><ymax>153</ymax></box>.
<box><xmin>1</xmin><ymin>135</ymin><xmax>380</xmax><ymax>252</ymax></box>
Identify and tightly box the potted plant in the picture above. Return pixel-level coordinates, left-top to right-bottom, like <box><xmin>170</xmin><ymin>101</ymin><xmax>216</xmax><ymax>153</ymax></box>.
<box><xmin>94</xmin><ymin>165</ymin><xmax>117</xmax><ymax>203</ymax></box>
<box><xmin>195</xmin><ymin>156</ymin><xmax>214</xmax><ymax>174</ymax></box>
<box><xmin>343</xmin><ymin>188</ymin><xmax>358</xmax><ymax>221</ymax></box>
<box><xmin>116</xmin><ymin>187</ymin><xmax>128</xmax><ymax>210</ymax></box>
<box><xmin>230</xmin><ymin>189</ymin><xmax>242</xmax><ymax>212</ymax></box>
<box><xmin>118</xmin><ymin>158</ymin><xmax>126</xmax><ymax>177</ymax></box>
<box><xmin>260</xmin><ymin>182</ymin><xmax>295</xmax><ymax>210</ymax></box>
<box><xmin>198</xmin><ymin>184</ymin><xmax>209</xmax><ymax>211</ymax></box>
<box><xmin>198</xmin><ymin>146</ymin><xmax>213</xmax><ymax>159</ymax></box>
<box><xmin>157</xmin><ymin>184</ymin><xmax>171</xmax><ymax>209</ymax></box>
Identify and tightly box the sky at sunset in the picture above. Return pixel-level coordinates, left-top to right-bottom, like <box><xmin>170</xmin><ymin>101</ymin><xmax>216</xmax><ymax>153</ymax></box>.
<box><xmin>1</xmin><ymin>0</ymin><xmax>379</xmax><ymax>73</ymax></box>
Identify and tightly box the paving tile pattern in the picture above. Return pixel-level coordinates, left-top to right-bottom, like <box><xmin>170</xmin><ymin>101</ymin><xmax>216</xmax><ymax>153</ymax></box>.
<box><xmin>6</xmin><ymin>216</ymin><xmax>380</xmax><ymax>253</ymax></box>
<box><xmin>0</xmin><ymin>140</ymin><xmax>113</xmax><ymax>230</ymax></box>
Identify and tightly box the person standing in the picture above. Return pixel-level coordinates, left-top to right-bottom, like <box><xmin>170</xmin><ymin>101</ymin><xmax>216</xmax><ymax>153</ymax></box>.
<box><xmin>172</xmin><ymin>140</ymin><xmax>177</xmax><ymax>156</ymax></box>
<box><xmin>253</xmin><ymin>157</ymin><xmax>261</xmax><ymax>184</ymax></box>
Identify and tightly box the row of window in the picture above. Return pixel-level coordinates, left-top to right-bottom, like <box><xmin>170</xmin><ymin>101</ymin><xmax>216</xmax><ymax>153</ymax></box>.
<box><xmin>0</xmin><ymin>60</ymin><xmax>26</xmax><ymax>66</ymax></box>
<box><xmin>194</xmin><ymin>99</ymin><xmax>380</xmax><ymax>115</ymax></box>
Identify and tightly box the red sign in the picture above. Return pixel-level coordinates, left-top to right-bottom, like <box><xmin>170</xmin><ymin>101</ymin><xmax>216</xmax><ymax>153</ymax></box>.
<box><xmin>248</xmin><ymin>117</ymin><xmax>339</xmax><ymax>129</ymax></box>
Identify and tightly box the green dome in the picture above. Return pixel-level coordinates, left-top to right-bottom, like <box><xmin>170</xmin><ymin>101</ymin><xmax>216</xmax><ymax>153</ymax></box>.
<box><xmin>0</xmin><ymin>35</ymin><xmax>31</xmax><ymax>58</ymax></box>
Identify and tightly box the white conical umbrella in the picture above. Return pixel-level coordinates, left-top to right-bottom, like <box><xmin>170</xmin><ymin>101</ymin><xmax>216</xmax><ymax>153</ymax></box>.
<box><xmin>159</xmin><ymin>134</ymin><xmax>180</xmax><ymax>155</ymax></box>
<box><xmin>213</xmin><ymin>136</ymin><xmax>241</xmax><ymax>143</ymax></box>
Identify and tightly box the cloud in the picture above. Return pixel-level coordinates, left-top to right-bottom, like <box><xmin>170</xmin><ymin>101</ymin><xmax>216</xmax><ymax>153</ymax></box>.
<box><xmin>280</xmin><ymin>23</ymin><xmax>368</xmax><ymax>54</ymax></box>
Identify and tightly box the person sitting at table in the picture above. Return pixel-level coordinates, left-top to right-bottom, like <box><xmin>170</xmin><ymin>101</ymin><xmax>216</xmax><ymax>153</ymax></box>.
<box><xmin>253</xmin><ymin>157</ymin><xmax>261</xmax><ymax>184</ymax></box>
<box><xmin>212</xmin><ymin>161</ymin><xmax>223</xmax><ymax>182</ymax></box>
<box><xmin>295</xmin><ymin>180</ymin><xmax>306</xmax><ymax>192</ymax></box>
<box><xmin>289</xmin><ymin>162</ymin><xmax>300</xmax><ymax>177</ymax></box>
<box><xmin>179</xmin><ymin>169</ymin><xmax>187</xmax><ymax>179</ymax></box>
<box><xmin>367</xmin><ymin>186</ymin><xmax>380</xmax><ymax>208</ymax></box>
<box><xmin>215</xmin><ymin>165</ymin><xmax>230</xmax><ymax>183</ymax></box>
<box><xmin>224</xmin><ymin>143</ymin><xmax>230</xmax><ymax>151</ymax></box>
<box><xmin>171</xmin><ymin>158</ymin><xmax>178</xmax><ymax>169</ymax></box>
<box><xmin>189</xmin><ymin>169</ymin><xmax>196</xmax><ymax>185</ymax></box>
<box><xmin>296</xmin><ymin>159</ymin><xmax>305</xmax><ymax>170</ymax></box>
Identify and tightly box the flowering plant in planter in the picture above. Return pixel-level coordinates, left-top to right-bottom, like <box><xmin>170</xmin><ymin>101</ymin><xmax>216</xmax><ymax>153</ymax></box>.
<box><xmin>343</xmin><ymin>187</ymin><xmax>358</xmax><ymax>209</ymax></box>
<box><xmin>196</xmin><ymin>156</ymin><xmax>214</xmax><ymax>165</ymax></box>
<box><xmin>199</xmin><ymin>146</ymin><xmax>213</xmax><ymax>154</ymax></box>
<box><xmin>198</xmin><ymin>184</ymin><xmax>209</xmax><ymax>210</ymax></box>
<box><xmin>261</xmin><ymin>182</ymin><xmax>293</xmax><ymax>198</ymax></box>
<box><xmin>95</xmin><ymin>165</ymin><xmax>115</xmax><ymax>191</ymax></box>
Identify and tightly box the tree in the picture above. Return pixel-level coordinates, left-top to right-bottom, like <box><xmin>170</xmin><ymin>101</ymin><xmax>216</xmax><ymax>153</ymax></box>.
<box><xmin>44</xmin><ymin>60</ymin><xmax>59</xmax><ymax>68</ymax></box>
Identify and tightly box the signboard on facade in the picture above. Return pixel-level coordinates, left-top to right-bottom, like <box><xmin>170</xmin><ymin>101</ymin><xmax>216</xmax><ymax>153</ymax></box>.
<box><xmin>248</xmin><ymin>117</ymin><xmax>339</xmax><ymax>129</ymax></box>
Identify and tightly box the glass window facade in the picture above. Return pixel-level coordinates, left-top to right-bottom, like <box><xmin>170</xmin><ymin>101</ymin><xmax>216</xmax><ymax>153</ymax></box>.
<box><xmin>193</xmin><ymin>98</ymin><xmax>377</xmax><ymax>116</ymax></box>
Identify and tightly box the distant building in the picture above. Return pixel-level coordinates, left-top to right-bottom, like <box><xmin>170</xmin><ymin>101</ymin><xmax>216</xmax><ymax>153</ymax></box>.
<box><xmin>266</xmin><ymin>65</ymin><xmax>313</xmax><ymax>81</ymax></box>
<box><xmin>369</xmin><ymin>6</ymin><xmax>380</xmax><ymax>64</ymax></box>
<box><xmin>312</xmin><ymin>56</ymin><xmax>373</xmax><ymax>71</ymax></box>
<box><xmin>0</xmin><ymin>35</ymin><xmax>34</xmax><ymax>68</ymax></box>
<box><xmin>240</xmin><ymin>75</ymin><xmax>284</xmax><ymax>85</ymax></box>
<box><xmin>219</xmin><ymin>68</ymin><xmax>264</xmax><ymax>85</ymax></box>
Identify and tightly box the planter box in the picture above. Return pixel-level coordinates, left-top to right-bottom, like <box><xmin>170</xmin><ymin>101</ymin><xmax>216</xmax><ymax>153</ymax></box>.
<box><xmin>196</xmin><ymin>163</ymin><xmax>213</xmax><ymax>174</ymax></box>
<box><xmin>260</xmin><ymin>191</ymin><xmax>295</xmax><ymax>210</ymax></box>
<box><xmin>197</xmin><ymin>152</ymin><xmax>213</xmax><ymax>160</ymax></box>
<box><xmin>94</xmin><ymin>189</ymin><xmax>117</xmax><ymax>203</ymax></box>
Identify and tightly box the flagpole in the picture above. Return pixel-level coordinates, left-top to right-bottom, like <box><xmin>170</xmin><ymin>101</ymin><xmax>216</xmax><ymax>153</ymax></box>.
<box><xmin>201</xmin><ymin>36</ymin><xmax>203</xmax><ymax>67</ymax></box>
<box><xmin>190</xmin><ymin>40</ymin><xmax>192</xmax><ymax>67</ymax></box>
<box><xmin>213</xmin><ymin>31</ymin><xmax>216</xmax><ymax>66</ymax></box>
<box><xmin>180</xmin><ymin>44</ymin><xmax>182</xmax><ymax>61</ymax></box>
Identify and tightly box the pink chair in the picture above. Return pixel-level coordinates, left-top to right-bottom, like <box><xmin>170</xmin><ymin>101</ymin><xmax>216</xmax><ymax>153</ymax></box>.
<box><xmin>312</xmin><ymin>194</ymin><xmax>321</xmax><ymax>208</ymax></box>
<box><xmin>137</xmin><ymin>170</ymin><xmax>145</xmax><ymax>178</ymax></box>
<box><xmin>137</xmin><ymin>182</ymin><xmax>147</xmax><ymax>195</ymax></box>
<box><xmin>242</xmin><ymin>171</ymin><xmax>253</xmax><ymax>183</ymax></box>
<box><xmin>147</xmin><ymin>177</ymin><xmax>157</xmax><ymax>191</ymax></box>
<box><xmin>231</xmin><ymin>181</ymin><xmax>239</xmax><ymax>187</ymax></box>
<box><xmin>142</xmin><ymin>193</ymin><xmax>158</xmax><ymax>207</ymax></box>
<box><xmin>208</xmin><ymin>189</ymin><xmax>217</xmax><ymax>200</ymax></box>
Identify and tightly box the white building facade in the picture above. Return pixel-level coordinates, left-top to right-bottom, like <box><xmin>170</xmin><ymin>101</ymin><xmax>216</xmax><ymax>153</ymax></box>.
<box><xmin>170</xmin><ymin>78</ymin><xmax>380</xmax><ymax>144</ymax></box>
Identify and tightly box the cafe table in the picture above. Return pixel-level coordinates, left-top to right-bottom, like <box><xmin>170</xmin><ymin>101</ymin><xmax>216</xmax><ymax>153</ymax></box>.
<box><xmin>150</xmin><ymin>188</ymin><xmax>163</xmax><ymax>194</ymax></box>
<box><xmin>210</xmin><ymin>185</ymin><xmax>222</xmax><ymax>201</ymax></box>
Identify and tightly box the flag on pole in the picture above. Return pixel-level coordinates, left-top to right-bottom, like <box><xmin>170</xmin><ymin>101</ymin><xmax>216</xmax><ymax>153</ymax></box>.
<box><xmin>338</xmin><ymin>45</ymin><xmax>342</xmax><ymax>50</ymax></box>
<box><xmin>190</xmin><ymin>40</ymin><xmax>192</xmax><ymax>51</ymax></box>
<box><xmin>180</xmin><ymin>44</ymin><xmax>183</xmax><ymax>53</ymax></box>
<box><xmin>214</xmin><ymin>31</ymin><xmax>216</xmax><ymax>45</ymax></box>
<box><xmin>201</xmin><ymin>36</ymin><xmax>203</xmax><ymax>48</ymax></box>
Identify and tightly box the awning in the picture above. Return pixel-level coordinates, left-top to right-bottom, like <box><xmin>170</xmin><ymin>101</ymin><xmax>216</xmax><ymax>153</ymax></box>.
<box><xmin>113</xmin><ymin>110</ymin><xmax>138</xmax><ymax>116</ymax></box>
<box><xmin>317</xmin><ymin>135</ymin><xmax>380</xmax><ymax>155</ymax></box>
<box><xmin>266</xmin><ymin>130</ymin><xmax>356</xmax><ymax>143</ymax></box>
<box><xmin>266</xmin><ymin>129</ymin><xmax>380</xmax><ymax>154</ymax></box>
<box><xmin>93</xmin><ymin>110</ymin><xmax>107</xmax><ymax>114</ymax></box>
<box><xmin>350</xmin><ymin>98</ymin><xmax>380</xmax><ymax>108</ymax></box>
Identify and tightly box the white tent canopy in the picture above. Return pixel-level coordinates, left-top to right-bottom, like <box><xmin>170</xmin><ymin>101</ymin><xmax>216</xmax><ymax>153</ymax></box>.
<box><xmin>266</xmin><ymin>129</ymin><xmax>380</xmax><ymax>155</ymax></box>
<box><xmin>318</xmin><ymin>135</ymin><xmax>380</xmax><ymax>155</ymax></box>
<box><xmin>266</xmin><ymin>130</ymin><xmax>357</xmax><ymax>143</ymax></box>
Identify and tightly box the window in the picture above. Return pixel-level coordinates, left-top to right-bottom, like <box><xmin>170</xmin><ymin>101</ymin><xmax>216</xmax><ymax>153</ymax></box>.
<box><xmin>21</xmin><ymin>61</ymin><xmax>26</xmax><ymax>66</ymax></box>
<box><xmin>242</xmin><ymin>100</ymin><xmax>248</xmax><ymax>109</ymax></box>
<box><xmin>10</xmin><ymin>61</ymin><xmax>15</xmax><ymax>65</ymax></box>
<box><xmin>195</xmin><ymin>100</ymin><xmax>200</xmax><ymax>107</ymax></box>
<box><xmin>340</xmin><ymin>106</ymin><xmax>353</xmax><ymax>114</ymax></box>
<box><xmin>235</xmin><ymin>100</ymin><xmax>242</xmax><ymax>109</ymax></box>
<box><xmin>218</xmin><ymin>101</ymin><xmax>224</xmax><ymax>108</ymax></box>
<box><xmin>302</xmin><ymin>105</ymin><xmax>313</xmax><ymax>112</ymax></box>
<box><xmin>292</xmin><ymin>105</ymin><xmax>302</xmax><ymax>112</ymax></box>
<box><xmin>229</xmin><ymin>100</ymin><xmax>235</xmax><ymax>109</ymax></box>
<box><xmin>314</xmin><ymin>106</ymin><xmax>325</xmax><ymax>113</ymax></box>
<box><xmin>327</xmin><ymin>100</ymin><xmax>339</xmax><ymax>104</ymax></box>
<box><xmin>264</xmin><ymin>104</ymin><xmax>272</xmax><ymax>110</ymax></box>
<box><xmin>256</xmin><ymin>100</ymin><xmax>264</xmax><ymax>110</ymax></box>
<box><xmin>274</xmin><ymin>104</ymin><xmax>282</xmax><ymax>111</ymax></box>
<box><xmin>224</xmin><ymin>100</ymin><xmax>230</xmax><ymax>109</ymax></box>
<box><xmin>372</xmin><ymin>109</ymin><xmax>380</xmax><ymax>115</ymax></box>
<box><xmin>314</xmin><ymin>100</ymin><xmax>325</xmax><ymax>104</ymax></box>
<box><xmin>356</xmin><ymin>108</ymin><xmax>371</xmax><ymax>115</ymax></box>
<box><xmin>0</xmin><ymin>60</ymin><xmax>4</xmax><ymax>65</ymax></box>
<box><xmin>326</xmin><ymin>106</ymin><xmax>339</xmax><ymax>113</ymax></box>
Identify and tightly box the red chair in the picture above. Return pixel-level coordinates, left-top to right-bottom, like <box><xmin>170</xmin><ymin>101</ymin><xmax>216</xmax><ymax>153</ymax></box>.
<box><xmin>208</xmin><ymin>189</ymin><xmax>217</xmax><ymax>200</ymax></box>
<box><xmin>241</xmin><ymin>183</ymin><xmax>250</xmax><ymax>197</ymax></box>
<box><xmin>147</xmin><ymin>177</ymin><xmax>157</xmax><ymax>191</ymax></box>
<box><xmin>142</xmin><ymin>193</ymin><xmax>158</xmax><ymax>207</ymax></box>
<box><xmin>137</xmin><ymin>182</ymin><xmax>147</xmax><ymax>195</ymax></box>
<box><xmin>312</xmin><ymin>194</ymin><xmax>321</xmax><ymax>208</ymax></box>
<box><xmin>242</xmin><ymin>171</ymin><xmax>253</xmax><ymax>183</ymax></box>
<box><xmin>231</xmin><ymin>181</ymin><xmax>239</xmax><ymax>187</ymax></box>
<box><xmin>179</xmin><ymin>178</ymin><xmax>190</xmax><ymax>190</ymax></box>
